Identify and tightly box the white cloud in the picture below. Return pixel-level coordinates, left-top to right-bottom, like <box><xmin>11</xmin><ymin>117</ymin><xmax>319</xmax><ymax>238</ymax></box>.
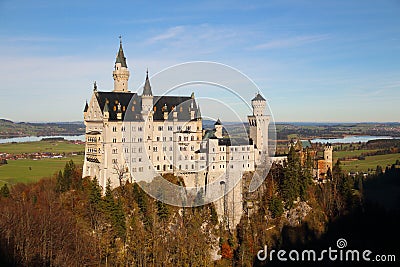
<box><xmin>252</xmin><ymin>34</ymin><xmax>331</xmax><ymax>50</ymax></box>
<box><xmin>147</xmin><ymin>26</ymin><xmax>185</xmax><ymax>43</ymax></box>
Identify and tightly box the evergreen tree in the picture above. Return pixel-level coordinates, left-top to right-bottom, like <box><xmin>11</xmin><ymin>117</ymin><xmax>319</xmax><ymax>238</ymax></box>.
<box><xmin>269</xmin><ymin>195</ymin><xmax>284</xmax><ymax>218</ymax></box>
<box><xmin>112</xmin><ymin>199</ymin><xmax>126</xmax><ymax>240</ymax></box>
<box><xmin>155</xmin><ymin>189</ymin><xmax>169</xmax><ymax>220</ymax></box>
<box><xmin>56</xmin><ymin>160</ymin><xmax>76</xmax><ymax>192</ymax></box>
<box><xmin>281</xmin><ymin>145</ymin><xmax>301</xmax><ymax>208</ymax></box>
<box><xmin>63</xmin><ymin>160</ymin><xmax>75</xmax><ymax>191</ymax></box>
<box><xmin>300</xmin><ymin>149</ymin><xmax>313</xmax><ymax>200</ymax></box>
<box><xmin>375</xmin><ymin>165</ymin><xmax>383</xmax><ymax>175</ymax></box>
<box><xmin>88</xmin><ymin>176</ymin><xmax>102</xmax><ymax>229</ymax></box>
<box><xmin>89</xmin><ymin>176</ymin><xmax>102</xmax><ymax>207</ymax></box>
<box><xmin>56</xmin><ymin>170</ymin><xmax>63</xmax><ymax>192</ymax></box>
<box><xmin>0</xmin><ymin>183</ymin><xmax>10</xmax><ymax>198</ymax></box>
<box><xmin>103</xmin><ymin>178</ymin><xmax>114</xmax><ymax>211</ymax></box>
<box><xmin>332</xmin><ymin>160</ymin><xmax>342</xmax><ymax>178</ymax></box>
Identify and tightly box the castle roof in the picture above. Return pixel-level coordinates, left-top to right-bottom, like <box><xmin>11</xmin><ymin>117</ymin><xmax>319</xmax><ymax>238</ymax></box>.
<box><xmin>83</xmin><ymin>101</ymin><xmax>88</xmax><ymax>112</ymax></box>
<box><xmin>94</xmin><ymin>91</ymin><xmax>200</xmax><ymax>122</ymax></box>
<box><xmin>142</xmin><ymin>70</ymin><xmax>153</xmax><ymax>96</ymax></box>
<box><xmin>252</xmin><ymin>93</ymin><xmax>265</xmax><ymax>101</ymax></box>
<box><xmin>96</xmin><ymin>91</ymin><xmax>141</xmax><ymax>121</ymax></box>
<box><xmin>153</xmin><ymin>95</ymin><xmax>200</xmax><ymax>121</ymax></box>
<box><xmin>203</xmin><ymin>129</ymin><xmax>217</xmax><ymax>139</ymax></box>
<box><xmin>214</xmin><ymin>118</ymin><xmax>222</xmax><ymax>125</ymax></box>
<box><xmin>115</xmin><ymin>41</ymin><xmax>127</xmax><ymax>68</ymax></box>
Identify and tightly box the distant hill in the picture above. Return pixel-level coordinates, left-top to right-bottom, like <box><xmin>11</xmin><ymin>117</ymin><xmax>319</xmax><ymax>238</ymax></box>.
<box><xmin>0</xmin><ymin>119</ymin><xmax>85</xmax><ymax>139</ymax></box>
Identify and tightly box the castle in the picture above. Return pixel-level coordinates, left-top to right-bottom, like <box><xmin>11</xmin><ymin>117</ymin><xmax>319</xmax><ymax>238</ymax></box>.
<box><xmin>291</xmin><ymin>140</ymin><xmax>333</xmax><ymax>180</ymax></box>
<box><xmin>82</xmin><ymin>41</ymin><xmax>270</xmax><ymax>229</ymax></box>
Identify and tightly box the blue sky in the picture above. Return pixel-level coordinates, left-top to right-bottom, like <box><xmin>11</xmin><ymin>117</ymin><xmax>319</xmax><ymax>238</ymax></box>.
<box><xmin>0</xmin><ymin>0</ymin><xmax>399</xmax><ymax>122</ymax></box>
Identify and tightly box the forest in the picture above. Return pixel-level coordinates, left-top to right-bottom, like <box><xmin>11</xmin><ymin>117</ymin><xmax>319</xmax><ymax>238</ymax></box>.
<box><xmin>0</xmin><ymin>148</ymin><xmax>399</xmax><ymax>266</ymax></box>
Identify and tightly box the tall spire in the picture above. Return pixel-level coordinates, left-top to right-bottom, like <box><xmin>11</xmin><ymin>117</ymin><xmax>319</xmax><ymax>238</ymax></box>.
<box><xmin>115</xmin><ymin>36</ymin><xmax>127</xmax><ymax>68</ymax></box>
<box><xmin>252</xmin><ymin>92</ymin><xmax>265</xmax><ymax>101</ymax></box>
<box><xmin>142</xmin><ymin>69</ymin><xmax>153</xmax><ymax>96</ymax></box>
<box><xmin>112</xmin><ymin>37</ymin><xmax>130</xmax><ymax>92</ymax></box>
<box><xmin>83</xmin><ymin>100</ymin><xmax>88</xmax><ymax>112</ymax></box>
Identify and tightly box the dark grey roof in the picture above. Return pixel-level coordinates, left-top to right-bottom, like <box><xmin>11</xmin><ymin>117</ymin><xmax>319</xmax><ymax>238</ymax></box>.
<box><xmin>95</xmin><ymin>91</ymin><xmax>199</xmax><ymax>122</ymax></box>
<box><xmin>142</xmin><ymin>71</ymin><xmax>153</xmax><ymax>96</ymax></box>
<box><xmin>96</xmin><ymin>91</ymin><xmax>142</xmax><ymax>121</ymax></box>
<box><xmin>84</xmin><ymin>101</ymin><xmax>88</xmax><ymax>112</ymax></box>
<box><xmin>301</xmin><ymin>140</ymin><xmax>312</xmax><ymax>148</ymax></box>
<box><xmin>218</xmin><ymin>138</ymin><xmax>231</xmax><ymax>146</ymax></box>
<box><xmin>115</xmin><ymin>42</ymin><xmax>127</xmax><ymax>68</ymax></box>
<box><xmin>203</xmin><ymin>129</ymin><xmax>216</xmax><ymax>139</ymax></box>
<box><xmin>153</xmin><ymin>96</ymin><xmax>200</xmax><ymax>121</ymax></box>
<box><xmin>252</xmin><ymin>93</ymin><xmax>265</xmax><ymax>101</ymax></box>
<box><xmin>214</xmin><ymin>118</ymin><xmax>222</xmax><ymax>125</ymax></box>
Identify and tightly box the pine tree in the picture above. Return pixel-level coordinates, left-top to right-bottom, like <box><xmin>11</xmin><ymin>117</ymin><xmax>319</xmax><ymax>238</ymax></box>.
<box><xmin>62</xmin><ymin>160</ymin><xmax>75</xmax><ymax>191</ymax></box>
<box><xmin>0</xmin><ymin>183</ymin><xmax>10</xmax><ymax>198</ymax></box>
<box><xmin>103</xmin><ymin>178</ymin><xmax>114</xmax><ymax>211</ymax></box>
<box><xmin>269</xmin><ymin>195</ymin><xmax>284</xmax><ymax>218</ymax></box>
<box><xmin>112</xmin><ymin>199</ymin><xmax>126</xmax><ymax>240</ymax></box>
<box><xmin>376</xmin><ymin>165</ymin><xmax>383</xmax><ymax>175</ymax></box>
<box><xmin>155</xmin><ymin>189</ymin><xmax>169</xmax><ymax>220</ymax></box>
<box><xmin>300</xmin><ymin>149</ymin><xmax>313</xmax><ymax>200</ymax></box>
<box><xmin>56</xmin><ymin>170</ymin><xmax>63</xmax><ymax>192</ymax></box>
<box><xmin>88</xmin><ymin>176</ymin><xmax>102</xmax><ymax>229</ymax></box>
<box><xmin>281</xmin><ymin>145</ymin><xmax>301</xmax><ymax>208</ymax></box>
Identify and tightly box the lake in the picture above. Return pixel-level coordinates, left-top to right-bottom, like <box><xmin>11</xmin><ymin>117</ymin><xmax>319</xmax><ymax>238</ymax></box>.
<box><xmin>310</xmin><ymin>135</ymin><xmax>399</xmax><ymax>144</ymax></box>
<box><xmin>0</xmin><ymin>135</ymin><xmax>86</xmax><ymax>144</ymax></box>
<box><xmin>1</xmin><ymin>134</ymin><xmax>398</xmax><ymax>144</ymax></box>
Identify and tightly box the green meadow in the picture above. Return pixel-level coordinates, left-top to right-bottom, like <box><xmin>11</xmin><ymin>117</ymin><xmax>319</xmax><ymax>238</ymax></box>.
<box><xmin>0</xmin><ymin>140</ymin><xmax>84</xmax><ymax>154</ymax></box>
<box><xmin>333</xmin><ymin>149</ymin><xmax>378</xmax><ymax>160</ymax></box>
<box><xmin>0</xmin><ymin>155</ymin><xmax>84</xmax><ymax>186</ymax></box>
<box><xmin>0</xmin><ymin>141</ymin><xmax>85</xmax><ymax>186</ymax></box>
<box><xmin>340</xmin><ymin>153</ymin><xmax>400</xmax><ymax>173</ymax></box>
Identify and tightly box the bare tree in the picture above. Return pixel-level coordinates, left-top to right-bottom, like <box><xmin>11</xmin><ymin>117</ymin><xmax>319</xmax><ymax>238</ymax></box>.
<box><xmin>113</xmin><ymin>162</ymin><xmax>129</xmax><ymax>188</ymax></box>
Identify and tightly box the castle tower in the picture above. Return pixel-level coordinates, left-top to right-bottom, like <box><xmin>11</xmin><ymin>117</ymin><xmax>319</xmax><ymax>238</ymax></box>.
<box><xmin>112</xmin><ymin>38</ymin><xmax>130</xmax><ymax>92</ymax></box>
<box><xmin>324</xmin><ymin>143</ymin><xmax>333</xmax><ymax>173</ymax></box>
<box><xmin>214</xmin><ymin>119</ymin><xmax>223</xmax><ymax>138</ymax></box>
<box><xmin>141</xmin><ymin>70</ymin><xmax>153</xmax><ymax>115</ymax></box>
<box><xmin>247</xmin><ymin>93</ymin><xmax>270</xmax><ymax>163</ymax></box>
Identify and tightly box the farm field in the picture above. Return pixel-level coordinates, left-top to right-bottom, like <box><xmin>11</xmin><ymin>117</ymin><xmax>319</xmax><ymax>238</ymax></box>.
<box><xmin>333</xmin><ymin>149</ymin><xmax>378</xmax><ymax>160</ymax></box>
<box><xmin>0</xmin><ymin>140</ymin><xmax>84</xmax><ymax>154</ymax></box>
<box><xmin>0</xmin><ymin>140</ymin><xmax>85</xmax><ymax>186</ymax></box>
<box><xmin>340</xmin><ymin>153</ymin><xmax>400</xmax><ymax>173</ymax></box>
<box><xmin>0</xmin><ymin>155</ymin><xmax>84</xmax><ymax>186</ymax></box>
